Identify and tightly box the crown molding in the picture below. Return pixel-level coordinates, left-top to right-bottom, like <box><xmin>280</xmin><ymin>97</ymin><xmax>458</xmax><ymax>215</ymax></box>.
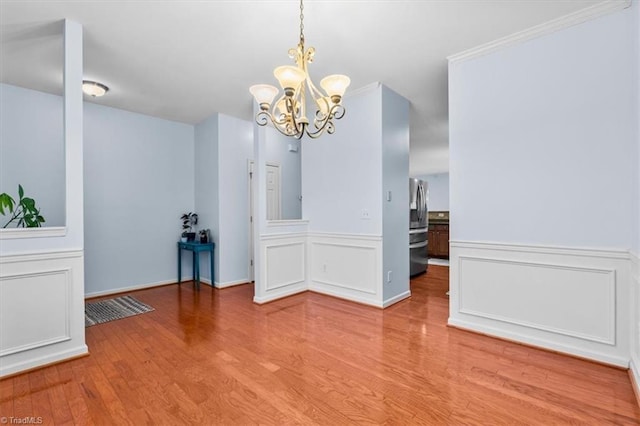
<box><xmin>448</xmin><ymin>0</ymin><xmax>632</xmax><ymax>64</ymax></box>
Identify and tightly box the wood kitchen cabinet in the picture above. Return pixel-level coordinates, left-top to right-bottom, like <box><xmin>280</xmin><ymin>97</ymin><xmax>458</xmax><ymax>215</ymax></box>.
<box><xmin>428</xmin><ymin>224</ymin><xmax>449</xmax><ymax>259</ymax></box>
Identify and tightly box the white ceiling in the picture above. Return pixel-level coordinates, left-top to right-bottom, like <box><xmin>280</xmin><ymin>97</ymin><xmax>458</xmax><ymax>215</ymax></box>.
<box><xmin>1</xmin><ymin>0</ymin><xmax>605</xmax><ymax>175</ymax></box>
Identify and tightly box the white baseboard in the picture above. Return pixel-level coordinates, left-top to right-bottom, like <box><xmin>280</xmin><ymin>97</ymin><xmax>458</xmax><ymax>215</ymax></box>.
<box><xmin>85</xmin><ymin>278</ymin><xmax>179</xmax><ymax>298</ymax></box>
<box><xmin>449</xmin><ymin>240</ymin><xmax>632</xmax><ymax>367</ymax></box>
<box><xmin>449</xmin><ymin>317</ymin><xmax>628</xmax><ymax>367</ymax></box>
<box><xmin>630</xmin><ymin>354</ymin><xmax>640</xmax><ymax>407</ymax></box>
<box><xmin>309</xmin><ymin>286</ymin><xmax>382</xmax><ymax>308</ymax></box>
<box><xmin>383</xmin><ymin>290</ymin><xmax>411</xmax><ymax>308</ymax></box>
<box><xmin>214</xmin><ymin>279</ymin><xmax>249</xmax><ymax>289</ymax></box>
<box><xmin>253</xmin><ymin>283</ymin><xmax>307</xmax><ymax>304</ymax></box>
<box><xmin>0</xmin><ymin>345</ymin><xmax>88</xmax><ymax>378</ymax></box>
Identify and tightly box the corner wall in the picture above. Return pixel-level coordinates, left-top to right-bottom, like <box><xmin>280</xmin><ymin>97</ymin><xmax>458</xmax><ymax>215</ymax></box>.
<box><xmin>0</xmin><ymin>20</ymin><xmax>86</xmax><ymax>377</ymax></box>
<box><xmin>194</xmin><ymin>114</ymin><xmax>220</xmax><ymax>284</ymax></box>
<box><xmin>448</xmin><ymin>3</ymin><xmax>636</xmax><ymax>366</ymax></box>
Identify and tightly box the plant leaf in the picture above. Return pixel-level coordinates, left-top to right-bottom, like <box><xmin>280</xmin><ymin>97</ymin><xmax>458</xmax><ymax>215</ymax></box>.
<box><xmin>18</xmin><ymin>184</ymin><xmax>24</xmax><ymax>199</ymax></box>
<box><xmin>0</xmin><ymin>193</ymin><xmax>15</xmax><ymax>216</ymax></box>
<box><xmin>22</xmin><ymin>197</ymin><xmax>35</xmax><ymax>210</ymax></box>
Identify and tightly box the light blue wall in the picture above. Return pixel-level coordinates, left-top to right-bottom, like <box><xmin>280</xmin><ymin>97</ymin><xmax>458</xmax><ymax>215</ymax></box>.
<box><xmin>0</xmin><ymin>83</ymin><xmax>65</xmax><ymax>227</ymax></box>
<box><xmin>381</xmin><ymin>85</ymin><xmax>410</xmax><ymax>301</ymax></box>
<box><xmin>449</xmin><ymin>6</ymin><xmax>637</xmax><ymax>249</ymax></box>
<box><xmin>218</xmin><ymin>113</ymin><xmax>253</xmax><ymax>285</ymax></box>
<box><xmin>303</xmin><ymin>84</ymin><xmax>383</xmax><ymax>234</ymax></box>
<box><xmin>265</xmin><ymin>127</ymin><xmax>302</xmax><ymax>220</ymax></box>
<box><xmin>84</xmin><ymin>103</ymin><xmax>194</xmax><ymax>295</ymax></box>
<box><xmin>194</xmin><ymin>114</ymin><xmax>220</xmax><ymax>283</ymax></box>
<box><xmin>418</xmin><ymin>173</ymin><xmax>449</xmax><ymax>212</ymax></box>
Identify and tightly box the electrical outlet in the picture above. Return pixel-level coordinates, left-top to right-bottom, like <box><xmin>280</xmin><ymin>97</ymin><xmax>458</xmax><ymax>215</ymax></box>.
<box><xmin>387</xmin><ymin>191</ymin><xmax>392</xmax><ymax>202</ymax></box>
<box><xmin>361</xmin><ymin>209</ymin><xmax>371</xmax><ymax>220</ymax></box>
<box><xmin>387</xmin><ymin>270</ymin><xmax>392</xmax><ymax>283</ymax></box>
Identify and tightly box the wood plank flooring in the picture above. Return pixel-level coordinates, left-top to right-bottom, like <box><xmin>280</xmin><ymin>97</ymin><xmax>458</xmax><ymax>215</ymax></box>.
<box><xmin>2</xmin><ymin>265</ymin><xmax>639</xmax><ymax>425</ymax></box>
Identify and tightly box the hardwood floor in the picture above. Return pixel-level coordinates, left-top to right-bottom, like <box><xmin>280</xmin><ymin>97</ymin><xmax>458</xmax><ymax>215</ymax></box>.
<box><xmin>2</xmin><ymin>265</ymin><xmax>639</xmax><ymax>425</ymax></box>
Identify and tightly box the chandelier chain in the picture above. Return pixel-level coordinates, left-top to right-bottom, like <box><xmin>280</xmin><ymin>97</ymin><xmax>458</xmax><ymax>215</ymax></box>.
<box><xmin>299</xmin><ymin>0</ymin><xmax>305</xmax><ymax>43</ymax></box>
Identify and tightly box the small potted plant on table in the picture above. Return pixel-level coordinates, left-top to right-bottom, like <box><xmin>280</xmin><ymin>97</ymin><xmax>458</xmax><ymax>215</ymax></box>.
<box><xmin>180</xmin><ymin>212</ymin><xmax>198</xmax><ymax>242</ymax></box>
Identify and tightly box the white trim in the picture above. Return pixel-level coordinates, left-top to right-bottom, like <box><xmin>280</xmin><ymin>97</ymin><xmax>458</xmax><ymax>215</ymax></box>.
<box><xmin>0</xmin><ymin>248</ymin><xmax>83</xmax><ymax>263</ymax></box>
<box><xmin>451</xmin><ymin>240</ymin><xmax>629</xmax><ymax>260</ymax></box>
<box><xmin>84</xmin><ymin>278</ymin><xmax>178</xmax><ymax>298</ymax></box>
<box><xmin>308</xmin><ymin>232</ymin><xmax>383</xmax><ymax>242</ymax></box>
<box><xmin>0</xmin><ymin>226</ymin><xmax>67</xmax><ymax>239</ymax></box>
<box><xmin>630</xmin><ymin>250</ymin><xmax>640</xmax><ymax>406</ymax></box>
<box><xmin>630</xmin><ymin>354</ymin><xmax>640</xmax><ymax>407</ymax></box>
<box><xmin>253</xmin><ymin>284</ymin><xmax>306</xmax><ymax>304</ymax></box>
<box><xmin>382</xmin><ymin>290</ymin><xmax>411</xmax><ymax>308</ymax></box>
<box><xmin>448</xmin><ymin>0</ymin><xmax>632</xmax><ymax>64</ymax></box>
<box><xmin>267</xmin><ymin>219</ymin><xmax>309</xmax><ymax>227</ymax></box>
<box><xmin>312</xmin><ymin>277</ymin><xmax>377</xmax><ymax>295</ymax></box>
<box><xmin>0</xmin><ymin>345</ymin><xmax>88</xmax><ymax>378</ymax></box>
<box><xmin>260</xmin><ymin>232</ymin><xmax>308</xmax><ymax>241</ymax></box>
<box><xmin>309</xmin><ymin>287</ymin><xmax>382</xmax><ymax>308</ymax></box>
<box><xmin>214</xmin><ymin>279</ymin><xmax>249</xmax><ymax>289</ymax></box>
<box><xmin>448</xmin><ymin>317</ymin><xmax>628</xmax><ymax>368</ymax></box>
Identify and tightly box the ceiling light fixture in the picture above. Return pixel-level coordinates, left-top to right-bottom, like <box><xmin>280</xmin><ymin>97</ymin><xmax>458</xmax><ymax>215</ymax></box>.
<box><xmin>249</xmin><ymin>0</ymin><xmax>350</xmax><ymax>139</ymax></box>
<box><xmin>82</xmin><ymin>80</ymin><xmax>109</xmax><ymax>97</ymax></box>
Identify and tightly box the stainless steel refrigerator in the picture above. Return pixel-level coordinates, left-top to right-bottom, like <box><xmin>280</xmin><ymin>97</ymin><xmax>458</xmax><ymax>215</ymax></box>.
<box><xmin>409</xmin><ymin>178</ymin><xmax>428</xmax><ymax>276</ymax></box>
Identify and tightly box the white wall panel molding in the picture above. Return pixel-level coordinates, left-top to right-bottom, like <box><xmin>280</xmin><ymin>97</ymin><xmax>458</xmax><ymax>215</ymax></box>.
<box><xmin>449</xmin><ymin>241</ymin><xmax>631</xmax><ymax>367</ymax></box>
<box><xmin>0</xmin><ymin>268</ymin><xmax>71</xmax><ymax>356</ymax></box>
<box><xmin>630</xmin><ymin>251</ymin><xmax>640</xmax><ymax>404</ymax></box>
<box><xmin>254</xmin><ymin>233</ymin><xmax>306</xmax><ymax>304</ymax></box>
<box><xmin>448</xmin><ymin>0</ymin><xmax>632</xmax><ymax>64</ymax></box>
<box><xmin>308</xmin><ymin>233</ymin><xmax>383</xmax><ymax>307</ymax></box>
<box><xmin>458</xmin><ymin>256</ymin><xmax>616</xmax><ymax>345</ymax></box>
<box><xmin>0</xmin><ymin>249</ymin><xmax>87</xmax><ymax>377</ymax></box>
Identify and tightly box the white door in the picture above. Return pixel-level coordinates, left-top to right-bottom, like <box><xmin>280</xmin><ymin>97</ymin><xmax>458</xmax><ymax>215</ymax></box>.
<box><xmin>266</xmin><ymin>163</ymin><xmax>281</xmax><ymax>220</ymax></box>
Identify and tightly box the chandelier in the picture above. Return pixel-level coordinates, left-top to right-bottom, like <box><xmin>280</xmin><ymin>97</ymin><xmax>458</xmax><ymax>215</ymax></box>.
<box><xmin>249</xmin><ymin>0</ymin><xmax>350</xmax><ymax>139</ymax></box>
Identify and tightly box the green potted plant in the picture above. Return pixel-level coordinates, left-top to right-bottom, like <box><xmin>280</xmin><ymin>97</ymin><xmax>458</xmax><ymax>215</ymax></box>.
<box><xmin>0</xmin><ymin>184</ymin><xmax>46</xmax><ymax>228</ymax></box>
<box><xmin>180</xmin><ymin>212</ymin><xmax>198</xmax><ymax>242</ymax></box>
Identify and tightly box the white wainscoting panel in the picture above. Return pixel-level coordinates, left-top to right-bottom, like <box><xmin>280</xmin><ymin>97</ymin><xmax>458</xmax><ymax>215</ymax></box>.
<box><xmin>630</xmin><ymin>251</ymin><xmax>640</xmax><ymax>404</ymax></box>
<box><xmin>254</xmin><ymin>233</ymin><xmax>307</xmax><ymax>304</ymax></box>
<box><xmin>0</xmin><ymin>250</ymin><xmax>87</xmax><ymax>377</ymax></box>
<box><xmin>0</xmin><ymin>269</ymin><xmax>70</xmax><ymax>356</ymax></box>
<box><xmin>449</xmin><ymin>241</ymin><xmax>631</xmax><ymax>367</ymax></box>
<box><xmin>458</xmin><ymin>257</ymin><xmax>615</xmax><ymax>345</ymax></box>
<box><xmin>308</xmin><ymin>233</ymin><xmax>383</xmax><ymax>307</ymax></box>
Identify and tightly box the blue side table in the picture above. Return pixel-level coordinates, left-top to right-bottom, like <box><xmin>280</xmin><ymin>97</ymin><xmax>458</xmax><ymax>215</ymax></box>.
<box><xmin>177</xmin><ymin>241</ymin><xmax>215</xmax><ymax>290</ymax></box>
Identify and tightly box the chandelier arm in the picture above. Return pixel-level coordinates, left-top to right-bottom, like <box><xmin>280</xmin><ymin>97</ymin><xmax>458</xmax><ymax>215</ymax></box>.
<box><xmin>305</xmin><ymin>118</ymin><xmax>334</xmax><ymax>139</ymax></box>
<box><xmin>256</xmin><ymin>110</ymin><xmax>299</xmax><ymax>138</ymax></box>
